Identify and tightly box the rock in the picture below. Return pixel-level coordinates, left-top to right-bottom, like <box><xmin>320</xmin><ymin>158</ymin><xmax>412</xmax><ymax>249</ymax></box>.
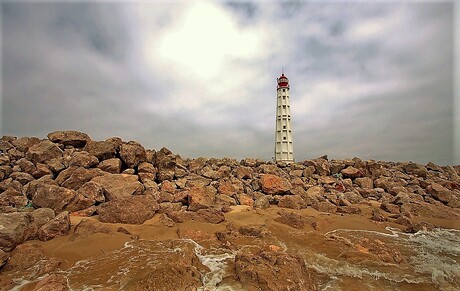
<box><xmin>0</xmin><ymin>249</ymin><xmax>8</xmax><ymax>268</ymax></box>
<box><xmin>235</xmin><ymin>166</ymin><xmax>253</xmax><ymax>180</ymax></box>
<box><xmin>187</xmin><ymin>185</ymin><xmax>217</xmax><ymax>211</ymax></box>
<box><xmin>33</xmin><ymin>274</ymin><xmax>68</xmax><ymax>291</ymax></box>
<box><xmin>355</xmin><ymin>177</ymin><xmax>373</xmax><ymax>189</ymax></box>
<box><xmin>71</xmin><ymin>206</ymin><xmax>97</xmax><ymax>217</ymax></box>
<box><xmin>254</xmin><ymin>195</ymin><xmax>271</xmax><ymax>209</ymax></box>
<box><xmin>45</xmin><ymin>158</ymin><xmax>65</xmax><ymax>173</ymax></box>
<box><xmin>217</xmin><ymin>180</ymin><xmax>237</xmax><ymax>196</ymax></box>
<box><xmin>380</xmin><ymin>202</ymin><xmax>400</xmax><ymax>214</ymax></box>
<box><xmin>167</xmin><ymin>209</ymin><xmax>225</xmax><ymax>224</ymax></box>
<box><xmin>177</xmin><ymin>228</ymin><xmax>217</xmax><ymax>242</ymax></box>
<box><xmin>403</xmin><ymin>162</ymin><xmax>428</xmax><ymax>178</ymax></box>
<box><xmin>119</xmin><ymin>141</ymin><xmax>147</xmax><ymax>168</ymax></box>
<box><xmin>97</xmin><ymin>158</ymin><xmax>122</xmax><ymax>174</ymax></box>
<box><xmin>47</xmin><ymin>130</ymin><xmax>91</xmax><ymax>148</ymax></box>
<box><xmin>70</xmin><ymin>219</ymin><xmax>111</xmax><ymax>240</ymax></box>
<box><xmin>371</xmin><ymin>208</ymin><xmax>387</xmax><ymax>222</ymax></box>
<box><xmin>155</xmin><ymin>147</ymin><xmax>178</xmax><ymax>182</ymax></box>
<box><xmin>427</xmin><ymin>183</ymin><xmax>453</xmax><ymax>204</ymax></box>
<box><xmin>341</xmin><ymin>166</ymin><xmax>364</xmax><ymax>179</ymax></box>
<box><xmin>237</xmin><ymin>194</ymin><xmax>254</xmax><ymax>207</ymax></box>
<box><xmin>305</xmin><ymin>185</ymin><xmax>324</xmax><ymax>198</ymax></box>
<box><xmin>238</xmin><ymin>225</ymin><xmax>266</xmax><ymax>238</ymax></box>
<box><xmin>97</xmin><ymin>195</ymin><xmax>159</xmax><ymax>224</ymax></box>
<box><xmin>0</xmin><ymin>212</ymin><xmax>31</xmax><ymax>251</ymax></box>
<box><xmin>55</xmin><ymin>166</ymin><xmax>104</xmax><ymax>190</ymax></box>
<box><xmin>260</xmin><ymin>174</ymin><xmax>292</xmax><ymax>195</ymax></box>
<box><xmin>406</xmin><ymin>221</ymin><xmax>435</xmax><ymax>233</ymax></box>
<box><xmin>10</xmin><ymin>171</ymin><xmax>35</xmax><ymax>185</ymax></box>
<box><xmin>83</xmin><ymin>140</ymin><xmax>117</xmax><ymax>160</ymax></box>
<box><xmin>37</xmin><ymin>211</ymin><xmax>71</xmax><ymax>241</ymax></box>
<box><xmin>30</xmin><ymin>183</ymin><xmax>78</xmax><ymax>213</ymax></box>
<box><xmin>11</xmin><ymin>137</ymin><xmax>40</xmax><ymax>152</ymax></box>
<box><xmin>92</xmin><ymin>174</ymin><xmax>144</xmax><ymax>200</ymax></box>
<box><xmin>26</xmin><ymin>140</ymin><xmax>63</xmax><ymax>164</ymax></box>
<box><xmin>277</xmin><ymin>195</ymin><xmax>306</xmax><ymax>210</ymax></box>
<box><xmin>68</xmin><ymin>151</ymin><xmax>99</xmax><ymax>168</ymax></box>
<box><xmin>235</xmin><ymin>249</ymin><xmax>316</xmax><ymax>291</ymax></box>
<box><xmin>76</xmin><ymin>181</ymin><xmax>105</xmax><ymax>204</ymax></box>
<box><xmin>274</xmin><ymin>211</ymin><xmax>305</xmax><ymax>228</ymax></box>
<box><xmin>28</xmin><ymin>208</ymin><xmax>56</xmax><ymax>239</ymax></box>
<box><xmin>312</xmin><ymin>200</ymin><xmax>337</xmax><ymax>213</ymax></box>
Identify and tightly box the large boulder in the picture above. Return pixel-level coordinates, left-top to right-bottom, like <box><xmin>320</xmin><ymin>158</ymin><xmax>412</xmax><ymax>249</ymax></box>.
<box><xmin>187</xmin><ymin>185</ymin><xmax>217</xmax><ymax>211</ymax></box>
<box><xmin>30</xmin><ymin>183</ymin><xmax>91</xmax><ymax>213</ymax></box>
<box><xmin>260</xmin><ymin>174</ymin><xmax>292</xmax><ymax>195</ymax></box>
<box><xmin>55</xmin><ymin>166</ymin><xmax>104</xmax><ymax>190</ymax></box>
<box><xmin>37</xmin><ymin>211</ymin><xmax>71</xmax><ymax>241</ymax></box>
<box><xmin>76</xmin><ymin>181</ymin><xmax>105</xmax><ymax>204</ymax></box>
<box><xmin>83</xmin><ymin>140</ymin><xmax>118</xmax><ymax>160</ymax></box>
<box><xmin>97</xmin><ymin>158</ymin><xmax>122</xmax><ymax>174</ymax></box>
<box><xmin>277</xmin><ymin>195</ymin><xmax>306</xmax><ymax>210</ymax></box>
<box><xmin>91</xmin><ymin>174</ymin><xmax>144</xmax><ymax>200</ymax></box>
<box><xmin>427</xmin><ymin>183</ymin><xmax>453</xmax><ymax>204</ymax></box>
<box><xmin>11</xmin><ymin>137</ymin><xmax>40</xmax><ymax>152</ymax></box>
<box><xmin>0</xmin><ymin>212</ymin><xmax>31</xmax><ymax>251</ymax></box>
<box><xmin>67</xmin><ymin>151</ymin><xmax>99</xmax><ymax>168</ymax></box>
<box><xmin>235</xmin><ymin>249</ymin><xmax>317</xmax><ymax>291</ymax></box>
<box><xmin>47</xmin><ymin>130</ymin><xmax>91</xmax><ymax>148</ymax></box>
<box><xmin>119</xmin><ymin>141</ymin><xmax>146</xmax><ymax>168</ymax></box>
<box><xmin>26</xmin><ymin>140</ymin><xmax>63</xmax><ymax>164</ymax></box>
<box><xmin>341</xmin><ymin>166</ymin><xmax>364</xmax><ymax>179</ymax></box>
<box><xmin>97</xmin><ymin>195</ymin><xmax>159</xmax><ymax>224</ymax></box>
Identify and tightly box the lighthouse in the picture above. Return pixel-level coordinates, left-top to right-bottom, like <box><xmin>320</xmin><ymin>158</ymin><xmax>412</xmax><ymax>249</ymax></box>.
<box><xmin>274</xmin><ymin>72</ymin><xmax>294</xmax><ymax>163</ymax></box>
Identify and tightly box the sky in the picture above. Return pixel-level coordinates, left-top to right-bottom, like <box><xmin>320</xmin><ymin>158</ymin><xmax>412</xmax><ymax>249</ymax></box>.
<box><xmin>1</xmin><ymin>1</ymin><xmax>458</xmax><ymax>165</ymax></box>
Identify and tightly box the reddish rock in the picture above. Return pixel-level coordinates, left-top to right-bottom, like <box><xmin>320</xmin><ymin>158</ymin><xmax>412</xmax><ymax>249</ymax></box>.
<box><xmin>260</xmin><ymin>174</ymin><xmax>292</xmax><ymax>195</ymax></box>
<box><xmin>97</xmin><ymin>195</ymin><xmax>159</xmax><ymax>224</ymax></box>
<box><xmin>237</xmin><ymin>194</ymin><xmax>254</xmax><ymax>207</ymax></box>
<box><xmin>47</xmin><ymin>130</ymin><xmax>91</xmax><ymax>148</ymax></box>
<box><xmin>37</xmin><ymin>211</ymin><xmax>71</xmax><ymax>241</ymax></box>
<box><xmin>84</xmin><ymin>140</ymin><xmax>118</xmax><ymax>160</ymax></box>
<box><xmin>278</xmin><ymin>195</ymin><xmax>306</xmax><ymax>210</ymax></box>
<box><xmin>26</xmin><ymin>140</ymin><xmax>63</xmax><ymax>164</ymax></box>
<box><xmin>187</xmin><ymin>185</ymin><xmax>217</xmax><ymax>211</ymax></box>
<box><xmin>71</xmin><ymin>206</ymin><xmax>97</xmax><ymax>217</ymax></box>
<box><xmin>97</xmin><ymin>158</ymin><xmax>122</xmax><ymax>174</ymax></box>
<box><xmin>92</xmin><ymin>174</ymin><xmax>144</xmax><ymax>200</ymax></box>
<box><xmin>235</xmin><ymin>249</ymin><xmax>316</xmax><ymax>291</ymax></box>
<box><xmin>119</xmin><ymin>141</ymin><xmax>147</xmax><ymax>168</ymax></box>
<box><xmin>30</xmin><ymin>183</ymin><xmax>77</xmax><ymax>213</ymax></box>
<box><xmin>218</xmin><ymin>180</ymin><xmax>237</xmax><ymax>196</ymax></box>
<box><xmin>167</xmin><ymin>209</ymin><xmax>225</xmax><ymax>224</ymax></box>
<box><xmin>235</xmin><ymin>166</ymin><xmax>253</xmax><ymax>180</ymax></box>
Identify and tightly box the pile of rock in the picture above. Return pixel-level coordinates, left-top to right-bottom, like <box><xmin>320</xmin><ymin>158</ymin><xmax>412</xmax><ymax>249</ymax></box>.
<box><xmin>1</xmin><ymin>130</ymin><xmax>459</xmax><ymax>252</ymax></box>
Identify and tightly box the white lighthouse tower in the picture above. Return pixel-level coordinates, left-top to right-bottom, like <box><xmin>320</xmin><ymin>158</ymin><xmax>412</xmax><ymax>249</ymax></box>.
<box><xmin>274</xmin><ymin>71</ymin><xmax>294</xmax><ymax>163</ymax></box>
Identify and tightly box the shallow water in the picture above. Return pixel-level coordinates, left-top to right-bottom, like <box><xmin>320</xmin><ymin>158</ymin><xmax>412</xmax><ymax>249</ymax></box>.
<box><xmin>3</xmin><ymin>228</ymin><xmax>459</xmax><ymax>290</ymax></box>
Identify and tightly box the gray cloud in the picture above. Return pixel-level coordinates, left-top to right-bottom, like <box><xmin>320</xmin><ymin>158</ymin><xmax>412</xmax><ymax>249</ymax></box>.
<box><xmin>1</xmin><ymin>2</ymin><xmax>456</xmax><ymax>164</ymax></box>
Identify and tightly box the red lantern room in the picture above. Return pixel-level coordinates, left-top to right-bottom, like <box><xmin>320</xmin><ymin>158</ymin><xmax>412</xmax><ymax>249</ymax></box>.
<box><xmin>277</xmin><ymin>73</ymin><xmax>289</xmax><ymax>89</ymax></box>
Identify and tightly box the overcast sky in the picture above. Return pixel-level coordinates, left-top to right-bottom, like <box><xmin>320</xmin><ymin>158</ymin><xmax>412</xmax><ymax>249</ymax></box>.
<box><xmin>1</xmin><ymin>1</ymin><xmax>458</xmax><ymax>165</ymax></box>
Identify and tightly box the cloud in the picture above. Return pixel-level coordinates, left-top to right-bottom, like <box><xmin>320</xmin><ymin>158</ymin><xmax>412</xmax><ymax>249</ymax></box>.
<box><xmin>1</xmin><ymin>1</ymin><xmax>455</xmax><ymax>164</ymax></box>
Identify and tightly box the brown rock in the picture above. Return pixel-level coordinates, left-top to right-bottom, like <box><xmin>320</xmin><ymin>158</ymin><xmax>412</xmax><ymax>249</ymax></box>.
<box><xmin>380</xmin><ymin>202</ymin><xmax>400</xmax><ymax>214</ymax></box>
<box><xmin>76</xmin><ymin>181</ymin><xmax>105</xmax><ymax>204</ymax></box>
<box><xmin>235</xmin><ymin>249</ymin><xmax>316</xmax><ymax>291</ymax></box>
<box><xmin>427</xmin><ymin>183</ymin><xmax>453</xmax><ymax>204</ymax></box>
<box><xmin>275</xmin><ymin>211</ymin><xmax>305</xmax><ymax>228</ymax></box>
<box><xmin>187</xmin><ymin>185</ymin><xmax>217</xmax><ymax>211</ymax></box>
<box><xmin>26</xmin><ymin>140</ymin><xmax>63</xmax><ymax>164</ymax></box>
<box><xmin>218</xmin><ymin>180</ymin><xmax>237</xmax><ymax>196</ymax></box>
<box><xmin>95</xmin><ymin>158</ymin><xmax>120</xmax><ymax>174</ymax></box>
<box><xmin>97</xmin><ymin>195</ymin><xmax>159</xmax><ymax>224</ymax></box>
<box><xmin>71</xmin><ymin>206</ymin><xmax>97</xmax><ymax>217</ymax></box>
<box><xmin>403</xmin><ymin>162</ymin><xmax>428</xmax><ymax>178</ymax></box>
<box><xmin>312</xmin><ymin>200</ymin><xmax>337</xmax><ymax>213</ymax></box>
<box><xmin>37</xmin><ymin>211</ymin><xmax>71</xmax><ymax>241</ymax></box>
<box><xmin>119</xmin><ymin>141</ymin><xmax>146</xmax><ymax>168</ymax></box>
<box><xmin>68</xmin><ymin>151</ymin><xmax>99</xmax><ymax>168</ymax></box>
<box><xmin>237</xmin><ymin>194</ymin><xmax>254</xmax><ymax>207</ymax></box>
<box><xmin>45</xmin><ymin>158</ymin><xmax>65</xmax><ymax>173</ymax></box>
<box><xmin>12</xmin><ymin>137</ymin><xmax>40</xmax><ymax>152</ymax></box>
<box><xmin>254</xmin><ymin>195</ymin><xmax>271</xmax><ymax>209</ymax></box>
<box><xmin>83</xmin><ymin>140</ymin><xmax>117</xmax><ymax>160</ymax></box>
<box><xmin>341</xmin><ymin>166</ymin><xmax>364</xmax><ymax>179</ymax></box>
<box><xmin>10</xmin><ymin>171</ymin><xmax>35</xmax><ymax>185</ymax></box>
<box><xmin>236</xmin><ymin>166</ymin><xmax>253</xmax><ymax>180</ymax></box>
<box><xmin>0</xmin><ymin>248</ymin><xmax>8</xmax><ymax>268</ymax></box>
<box><xmin>355</xmin><ymin>177</ymin><xmax>373</xmax><ymax>189</ymax></box>
<box><xmin>0</xmin><ymin>212</ymin><xmax>31</xmax><ymax>251</ymax></box>
<box><xmin>155</xmin><ymin>147</ymin><xmax>178</xmax><ymax>182</ymax></box>
<box><xmin>92</xmin><ymin>174</ymin><xmax>144</xmax><ymax>200</ymax></box>
<box><xmin>47</xmin><ymin>130</ymin><xmax>91</xmax><ymax>148</ymax></box>
<box><xmin>278</xmin><ymin>195</ymin><xmax>306</xmax><ymax>210</ymax></box>
<box><xmin>167</xmin><ymin>209</ymin><xmax>225</xmax><ymax>224</ymax></box>
<box><xmin>56</xmin><ymin>166</ymin><xmax>104</xmax><ymax>190</ymax></box>
<box><xmin>371</xmin><ymin>208</ymin><xmax>387</xmax><ymax>222</ymax></box>
<box><xmin>28</xmin><ymin>208</ymin><xmax>56</xmax><ymax>239</ymax></box>
<box><xmin>260</xmin><ymin>174</ymin><xmax>292</xmax><ymax>195</ymax></box>
<box><xmin>70</xmin><ymin>219</ymin><xmax>111</xmax><ymax>240</ymax></box>
<box><xmin>30</xmin><ymin>183</ymin><xmax>77</xmax><ymax>213</ymax></box>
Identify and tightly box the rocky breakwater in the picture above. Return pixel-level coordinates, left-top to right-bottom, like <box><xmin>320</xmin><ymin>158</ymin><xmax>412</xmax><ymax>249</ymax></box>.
<box><xmin>0</xmin><ymin>130</ymin><xmax>459</xmax><ymax>290</ymax></box>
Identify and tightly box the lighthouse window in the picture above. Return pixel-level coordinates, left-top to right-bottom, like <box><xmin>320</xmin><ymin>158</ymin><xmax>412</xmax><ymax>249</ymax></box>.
<box><xmin>283</xmin><ymin>125</ymin><xmax>286</xmax><ymax>129</ymax></box>
<box><xmin>283</xmin><ymin>105</ymin><xmax>286</xmax><ymax>108</ymax></box>
<box><xmin>283</xmin><ymin>137</ymin><xmax>287</xmax><ymax>140</ymax></box>
<box><xmin>283</xmin><ymin>96</ymin><xmax>285</xmax><ymax>99</ymax></box>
